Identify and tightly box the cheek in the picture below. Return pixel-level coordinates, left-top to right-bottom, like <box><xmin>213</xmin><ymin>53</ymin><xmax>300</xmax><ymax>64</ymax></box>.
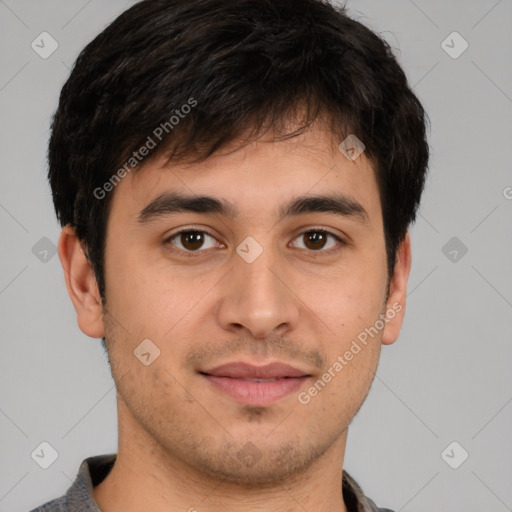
<box><xmin>104</xmin><ymin>246</ymin><xmax>193</xmax><ymax>336</ymax></box>
<box><xmin>308</xmin><ymin>265</ymin><xmax>386</xmax><ymax>387</ymax></box>
<box><xmin>316</xmin><ymin>266</ymin><xmax>387</xmax><ymax>331</ymax></box>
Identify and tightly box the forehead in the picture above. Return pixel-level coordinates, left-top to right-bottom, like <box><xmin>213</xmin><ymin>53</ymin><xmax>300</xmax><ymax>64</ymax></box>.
<box><xmin>108</xmin><ymin>122</ymin><xmax>382</xmax><ymax>227</ymax></box>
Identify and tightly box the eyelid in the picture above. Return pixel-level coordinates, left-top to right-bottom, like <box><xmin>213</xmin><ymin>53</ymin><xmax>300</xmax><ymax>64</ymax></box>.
<box><xmin>288</xmin><ymin>227</ymin><xmax>346</xmax><ymax>253</ymax></box>
<box><xmin>164</xmin><ymin>226</ymin><xmax>223</xmax><ymax>253</ymax></box>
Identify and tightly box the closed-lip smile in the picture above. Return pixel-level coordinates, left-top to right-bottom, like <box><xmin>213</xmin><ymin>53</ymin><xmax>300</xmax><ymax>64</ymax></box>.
<box><xmin>199</xmin><ymin>361</ymin><xmax>312</xmax><ymax>406</ymax></box>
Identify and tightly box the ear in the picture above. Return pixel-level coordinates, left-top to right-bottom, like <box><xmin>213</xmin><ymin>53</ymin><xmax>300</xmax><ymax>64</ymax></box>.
<box><xmin>58</xmin><ymin>225</ymin><xmax>105</xmax><ymax>338</ymax></box>
<box><xmin>381</xmin><ymin>231</ymin><xmax>412</xmax><ymax>345</ymax></box>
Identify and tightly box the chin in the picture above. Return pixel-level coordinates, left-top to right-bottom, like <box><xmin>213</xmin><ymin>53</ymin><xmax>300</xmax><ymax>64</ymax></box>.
<box><xmin>186</xmin><ymin>437</ymin><xmax>328</xmax><ymax>488</ymax></box>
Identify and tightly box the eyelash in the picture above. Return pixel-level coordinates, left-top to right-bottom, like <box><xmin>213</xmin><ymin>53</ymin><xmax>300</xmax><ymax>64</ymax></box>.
<box><xmin>164</xmin><ymin>227</ymin><xmax>346</xmax><ymax>258</ymax></box>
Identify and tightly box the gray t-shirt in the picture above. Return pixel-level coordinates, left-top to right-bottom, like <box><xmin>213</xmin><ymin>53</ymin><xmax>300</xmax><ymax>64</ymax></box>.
<box><xmin>29</xmin><ymin>454</ymin><xmax>395</xmax><ymax>512</ymax></box>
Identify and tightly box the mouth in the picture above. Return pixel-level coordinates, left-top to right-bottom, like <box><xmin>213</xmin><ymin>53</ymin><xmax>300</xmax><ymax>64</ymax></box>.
<box><xmin>199</xmin><ymin>362</ymin><xmax>312</xmax><ymax>406</ymax></box>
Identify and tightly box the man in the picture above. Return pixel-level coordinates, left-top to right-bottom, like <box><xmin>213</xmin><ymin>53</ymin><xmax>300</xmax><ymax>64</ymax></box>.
<box><xmin>31</xmin><ymin>0</ymin><xmax>429</xmax><ymax>510</ymax></box>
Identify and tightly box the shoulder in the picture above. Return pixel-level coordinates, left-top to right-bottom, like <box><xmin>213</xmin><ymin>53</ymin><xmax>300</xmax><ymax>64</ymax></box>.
<box><xmin>365</xmin><ymin>495</ymin><xmax>397</xmax><ymax>512</ymax></box>
<box><xmin>343</xmin><ymin>470</ymin><xmax>396</xmax><ymax>512</ymax></box>
<box><xmin>28</xmin><ymin>495</ymin><xmax>69</xmax><ymax>512</ymax></box>
<box><xmin>27</xmin><ymin>454</ymin><xmax>116</xmax><ymax>512</ymax></box>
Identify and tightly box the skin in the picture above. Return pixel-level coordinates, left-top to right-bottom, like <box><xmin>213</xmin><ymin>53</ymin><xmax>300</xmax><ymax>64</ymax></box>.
<box><xmin>58</xmin><ymin>120</ymin><xmax>411</xmax><ymax>512</ymax></box>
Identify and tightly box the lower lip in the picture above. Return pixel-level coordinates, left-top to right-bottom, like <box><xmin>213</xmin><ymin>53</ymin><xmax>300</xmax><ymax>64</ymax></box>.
<box><xmin>202</xmin><ymin>375</ymin><xmax>309</xmax><ymax>406</ymax></box>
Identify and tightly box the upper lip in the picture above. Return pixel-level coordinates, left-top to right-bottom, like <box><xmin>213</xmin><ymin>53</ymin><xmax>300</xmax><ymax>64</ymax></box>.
<box><xmin>201</xmin><ymin>362</ymin><xmax>311</xmax><ymax>379</ymax></box>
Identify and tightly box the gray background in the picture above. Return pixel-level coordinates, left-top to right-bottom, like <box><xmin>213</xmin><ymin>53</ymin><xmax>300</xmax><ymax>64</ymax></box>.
<box><xmin>1</xmin><ymin>1</ymin><xmax>511</xmax><ymax>511</ymax></box>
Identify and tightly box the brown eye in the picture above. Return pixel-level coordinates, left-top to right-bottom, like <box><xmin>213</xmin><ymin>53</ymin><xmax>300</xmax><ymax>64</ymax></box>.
<box><xmin>303</xmin><ymin>231</ymin><xmax>328</xmax><ymax>250</ymax></box>
<box><xmin>180</xmin><ymin>231</ymin><xmax>205</xmax><ymax>250</ymax></box>
<box><xmin>291</xmin><ymin>230</ymin><xmax>342</xmax><ymax>252</ymax></box>
<box><xmin>167</xmin><ymin>230</ymin><xmax>219</xmax><ymax>252</ymax></box>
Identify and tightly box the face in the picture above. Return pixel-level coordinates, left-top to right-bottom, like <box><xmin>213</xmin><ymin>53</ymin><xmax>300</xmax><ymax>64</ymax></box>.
<box><xmin>79</xmin><ymin>122</ymin><xmax>407</xmax><ymax>486</ymax></box>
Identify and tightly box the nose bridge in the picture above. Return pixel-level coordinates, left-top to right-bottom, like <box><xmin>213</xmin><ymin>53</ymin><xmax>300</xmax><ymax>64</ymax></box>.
<box><xmin>217</xmin><ymin>236</ymin><xmax>299</xmax><ymax>338</ymax></box>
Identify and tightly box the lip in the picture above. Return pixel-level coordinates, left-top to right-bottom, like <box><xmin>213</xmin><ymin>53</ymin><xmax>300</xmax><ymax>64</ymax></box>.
<box><xmin>200</xmin><ymin>362</ymin><xmax>312</xmax><ymax>406</ymax></box>
<box><xmin>203</xmin><ymin>362</ymin><xmax>310</xmax><ymax>379</ymax></box>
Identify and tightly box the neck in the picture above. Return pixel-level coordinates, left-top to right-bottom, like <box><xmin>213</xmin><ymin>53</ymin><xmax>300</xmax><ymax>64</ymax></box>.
<box><xmin>93</xmin><ymin>397</ymin><xmax>349</xmax><ymax>512</ymax></box>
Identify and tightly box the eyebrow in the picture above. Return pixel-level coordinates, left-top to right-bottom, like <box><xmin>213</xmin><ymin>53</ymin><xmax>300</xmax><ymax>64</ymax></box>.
<box><xmin>137</xmin><ymin>192</ymin><xmax>370</xmax><ymax>226</ymax></box>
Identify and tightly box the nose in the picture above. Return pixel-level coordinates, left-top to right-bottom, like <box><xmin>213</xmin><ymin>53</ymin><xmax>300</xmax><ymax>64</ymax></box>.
<box><xmin>216</xmin><ymin>244</ymin><xmax>300</xmax><ymax>339</ymax></box>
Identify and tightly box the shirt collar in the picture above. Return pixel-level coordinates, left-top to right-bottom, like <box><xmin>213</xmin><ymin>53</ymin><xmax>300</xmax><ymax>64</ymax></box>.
<box><xmin>64</xmin><ymin>454</ymin><xmax>382</xmax><ymax>512</ymax></box>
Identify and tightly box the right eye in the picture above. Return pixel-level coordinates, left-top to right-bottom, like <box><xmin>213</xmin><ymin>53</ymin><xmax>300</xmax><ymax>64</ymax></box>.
<box><xmin>165</xmin><ymin>229</ymin><xmax>224</xmax><ymax>255</ymax></box>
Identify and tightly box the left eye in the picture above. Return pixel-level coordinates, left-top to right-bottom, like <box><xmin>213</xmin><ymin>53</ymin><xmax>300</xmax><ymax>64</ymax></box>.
<box><xmin>165</xmin><ymin>229</ymin><xmax>343</xmax><ymax>254</ymax></box>
<box><xmin>290</xmin><ymin>230</ymin><xmax>342</xmax><ymax>252</ymax></box>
